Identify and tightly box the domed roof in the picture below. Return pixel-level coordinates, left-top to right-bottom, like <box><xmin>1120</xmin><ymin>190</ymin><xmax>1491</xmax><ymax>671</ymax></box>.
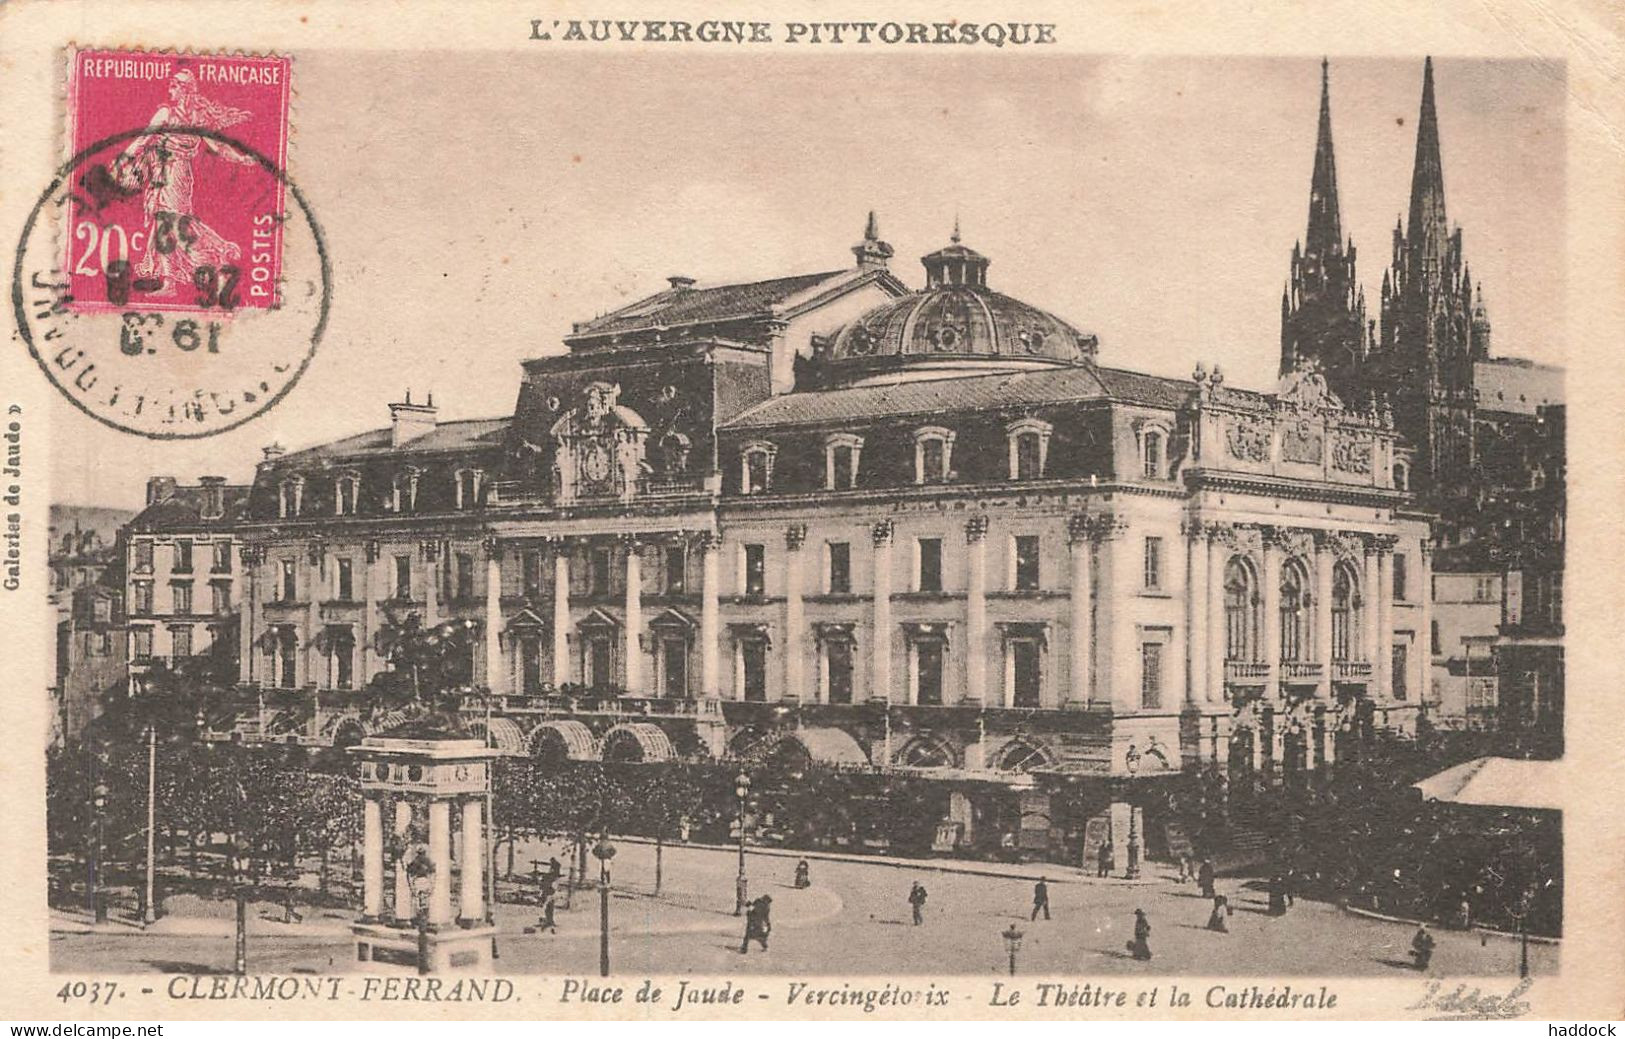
<box><xmin>824</xmin><ymin>228</ymin><xmax>1098</xmax><ymax>370</ymax></box>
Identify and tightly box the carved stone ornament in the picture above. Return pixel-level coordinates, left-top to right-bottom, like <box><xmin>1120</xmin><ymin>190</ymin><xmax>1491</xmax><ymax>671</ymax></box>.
<box><xmin>1281</xmin><ymin>419</ymin><xmax>1324</xmax><ymax>465</ymax></box>
<box><xmin>785</xmin><ymin>524</ymin><xmax>808</xmax><ymax>551</ymax></box>
<box><xmin>871</xmin><ymin>519</ymin><xmax>896</xmax><ymax>546</ymax></box>
<box><xmin>1225</xmin><ymin>418</ymin><xmax>1271</xmax><ymax>462</ymax></box>
<box><xmin>965</xmin><ymin>515</ymin><xmax>990</xmax><ymax>544</ymax></box>
<box><xmin>1331</xmin><ymin>433</ymin><xmax>1374</xmax><ymax>475</ymax></box>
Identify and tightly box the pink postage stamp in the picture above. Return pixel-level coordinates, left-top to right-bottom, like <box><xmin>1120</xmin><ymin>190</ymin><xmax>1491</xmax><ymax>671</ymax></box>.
<box><xmin>63</xmin><ymin>49</ymin><xmax>291</xmax><ymax>315</ymax></box>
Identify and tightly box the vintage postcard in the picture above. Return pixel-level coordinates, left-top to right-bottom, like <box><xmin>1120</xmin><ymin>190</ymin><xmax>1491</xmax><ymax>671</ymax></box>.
<box><xmin>1</xmin><ymin>0</ymin><xmax>1620</xmax><ymax>1024</ymax></box>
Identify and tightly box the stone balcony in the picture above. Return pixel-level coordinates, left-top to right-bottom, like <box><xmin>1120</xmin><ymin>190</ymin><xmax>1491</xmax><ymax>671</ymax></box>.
<box><xmin>1333</xmin><ymin>660</ymin><xmax>1373</xmax><ymax>681</ymax></box>
<box><xmin>1224</xmin><ymin>660</ymin><xmax>1271</xmax><ymax>683</ymax></box>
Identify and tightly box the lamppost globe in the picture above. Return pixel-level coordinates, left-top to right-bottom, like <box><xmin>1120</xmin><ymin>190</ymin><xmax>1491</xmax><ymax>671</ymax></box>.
<box><xmin>735</xmin><ymin>772</ymin><xmax>750</xmax><ymax>799</ymax></box>
<box><xmin>592</xmin><ymin>840</ymin><xmax>617</xmax><ymax>863</ymax></box>
<box><xmin>1002</xmin><ymin>923</ymin><xmax>1025</xmax><ymax>976</ymax></box>
<box><xmin>92</xmin><ymin>783</ymin><xmax>108</xmax><ymax>810</ymax></box>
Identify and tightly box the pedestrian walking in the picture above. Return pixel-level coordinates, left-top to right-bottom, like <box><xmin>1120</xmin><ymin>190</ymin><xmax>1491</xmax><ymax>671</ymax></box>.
<box><xmin>794</xmin><ymin>859</ymin><xmax>811</xmax><ymax>889</ymax></box>
<box><xmin>1410</xmin><ymin>922</ymin><xmax>1435</xmax><ymax>970</ymax></box>
<box><xmin>1031</xmin><ymin>878</ymin><xmax>1051</xmax><ymax>921</ymax></box>
<box><xmin>1267</xmin><ymin>873</ymin><xmax>1288</xmax><ymax>916</ymax></box>
<box><xmin>1283</xmin><ymin>866</ymin><xmax>1297</xmax><ymax>908</ymax></box>
<box><xmin>1197</xmin><ymin>857</ymin><xmax>1215</xmax><ymax>899</ymax></box>
<box><xmin>739</xmin><ymin>895</ymin><xmax>772</xmax><ymax>953</ymax></box>
<box><xmin>1176</xmin><ymin>854</ymin><xmax>1193</xmax><ymax>884</ymax></box>
<box><xmin>1126</xmin><ymin>908</ymin><xmax>1153</xmax><ymax>960</ymax></box>
<box><xmin>1456</xmin><ymin>897</ymin><xmax>1472</xmax><ymax>931</ymax></box>
<box><xmin>538</xmin><ymin>889</ymin><xmax>557</xmax><ymax>933</ymax></box>
<box><xmin>1206</xmin><ymin>895</ymin><xmax>1231</xmax><ymax>933</ymax></box>
<box><xmin>908</xmin><ymin>881</ymin><xmax>928</xmax><ymax>925</ymax></box>
<box><xmin>1097</xmin><ymin>840</ymin><xmax>1115</xmax><ymax>878</ymax></box>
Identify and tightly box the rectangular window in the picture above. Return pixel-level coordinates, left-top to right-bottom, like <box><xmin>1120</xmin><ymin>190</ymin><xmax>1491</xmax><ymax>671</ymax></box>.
<box><xmin>281</xmin><ymin>559</ymin><xmax>298</xmax><ymax>602</ymax></box>
<box><xmin>93</xmin><ymin>599</ymin><xmax>110</xmax><ymax>623</ymax></box>
<box><xmin>173</xmin><ymin>539</ymin><xmax>193</xmax><ymax>574</ymax></box>
<box><xmin>212</xmin><ymin>541</ymin><xmax>232</xmax><ymax>573</ymax></box>
<box><xmin>1014</xmin><ymin>535</ymin><xmax>1041</xmax><ymax>591</ymax></box>
<box><xmin>920</xmin><ymin>439</ymin><xmax>946</xmax><ymax>483</ymax></box>
<box><xmin>664</xmin><ymin>546</ymin><xmax>686</xmax><ymax>594</ymax></box>
<box><xmin>1393</xmin><ymin>554</ymin><xmax>1408</xmax><ymax>601</ymax></box>
<box><xmin>455</xmin><ymin>552</ymin><xmax>475</xmax><ymax>600</ymax></box>
<box><xmin>1392</xmin><ymin>643</ymin><xmax>1409</xmax><ymax>700</ymax></box>
<box><xmin>1140</xmin><ymin>642</ymin><xmax>1163</xmax><ymax>709</ymax></box>
<box><xmin>171</xmin><ymin>624</ymin><xmax>192</xmax><ymax>658</ymax></box>
<box><xmin>827</xmin><ymin>640</ymin><xmax>854</xmax><ymax>704</ymax></box>
<box><xmin>743</xmin><ymin>544</ymin><xmax>766</xmax><ymax>597</ymax></box>
<box><xmin>917</xmin><ymin>537</ymin><xmax>943</xmax><ymax>593</ymax></box>
<box><xmin>131</xmin><ymin>627</ymin><xmax>154</xmax><ymax>660</ymax></box>
<box><xmin>521</xmin><ymin>638</ymin><xmax>542</xmax><ymax>694</ymax></box>
<box><xmin>335</xmin><ymin>635</ymin><xmax>355</xmax><ymax>689</ymax></box>
<box><xmin>132</xmin><ymin>580</ymin><xmax>153</xmax><ymax>614</ymax></box>
<box><xmin>1430</xmin><ymin>620</ymin><xmax>1441</xmax><ymax>655</ymax></box>
<box><xmin>827</xmin><ymin>542</ymin><xmax>851</xmax><ymax>594</ymax></box>
<box><xmin>915</xmin><ymin>640</ymin><xmax>944</xmax><ymax>705</ymax></box>
<box><xmin>590</xmin><ymin>548</ymin><xmax>612</xmax><ymax>596</ymax></box>
<box><xmin>133</xmin><ymin>540</ymin><xmax>154</xmax><ymax>572</ymax></box>
<box><xmin>212</xmin><ymin>582</ymin><xmax>232</xmax><ymax>615</ymax></box>
<box><xmin>98</xmin><ymin>631</ymin><xmax>111</xmax><ymax>654</ymax></box>
<box><xmin>522</xmin><ymin>550</ymin><xmax>542</xmax><ymax>599</ymax></box>
<box><xmin>661</xmin><ymin>640</ymin><xmax>688</xmax><ymax>698</ymax></box>
<box><xmin>278</xmin><ymin>629</ymin><xmax>297</xmax><ymax>688</ymax></box>
<box><xmin>831</xmin><ymin>446</ymin><xmax>855</xmax><ymax>490</ymax></box>
<box><xmin>745</xmin><ymin>452</ymin><xmax>769</xmax><ymax>494</ymax></box>
<box><xmin>1012</xmin><ymin>640</ymin><xmax>1041</xmax><ymax>707</ymax></box>
<box><xmin>172</xmin><ymin>581</ymin><xmax>193</xmax><ymax>615</ymax></box>
<box><xmin>1015</xmin><ymin>433</ymin><xmax>1042</xmax><ymax>480</ymax></box>
<box><xmin>393</xmin><ymin>555</ymin><xmax>411</xmax><ymax>599</ymax></box>
<box><xmin>1143</xmin><ymin>536</ymin><xmax>1163</xmax><ymax>591</ymax></box>
<box><xmin>587</xmin><ymin>637</ymin><xmax>612</xmax><ymax>690</ymax></box>
<box><xmin>336</xmin><ymin>557</ymin><xmax>354</xmax><ymax>601</ymax></box>
<box><xmin>741</xmin><ymin>640</ymin><xmax>767</xmax><ymax>702</ymax></box>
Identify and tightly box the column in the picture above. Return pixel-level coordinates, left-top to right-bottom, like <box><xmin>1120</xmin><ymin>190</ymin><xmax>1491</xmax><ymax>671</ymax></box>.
<box><xmin>1363</xmin><ymin>542</ymin><xmax>1381</xmax><ymax>669</ymax></box>
<box><xmin>428</xmin><ymin>799</ymin><xmax>452</xmax><ymax>925</ymax></box>
<box><xmin>551</xmin><ymin>540</ymin><xmax>571</xmax><ymax>687</ymax></box>
<box><xmin>304</xmin><ymin>547</ymin><xmax>321</xmax><ymax>687</ymax></box>
<box><xmin>783</xmin><ymin>525</ymin><xmax>807</xmax><ymax>703</ymax></box>
<box><xmin>1206</xmin><ymin>530</ymin><xmax>1226</xmax><ymax>705</ymax></box>
<box><xmin>1314</xmin><ymin>534</ymin><xmax>1334</xmax><ymax>700</ymax></box>
<box><xmin>1064</xmin><ymin>515</ymin><xmax>1091</xmax><ymax>707</ymax></box>
<box><xmin>870</xmin><ymin>521</ymin><xmax>894</xmax><ymax>703</ymax></box>
<box><xmin>237</xmin><ymin>547</ymin><xmax>256</xmax><ymax>684</ymax></box>
<box><xmin>1105</xmin><ymin>517</ymin><xmax>1136</xmax><ymax>711</ymax></box>
<box><xmin>484</xmin><ymin>538</ymin><xmax>505</xmax><ymax>694</ymax></box>
<box><xmin>1184</xmin><ymin>520</ymin><xmax>1207</xmax><ymax>708</ymax></box>
<box><xmin>1376</xmin><ymin>537</ymin><xmax>1395</xmax><ymax>701</ymax></box>
<box><xmin>1260</xmin><ymin>527</ymin><xmax>1282</xmax><ymax>695</ymax></box>
<box><xmin>423</xmin><ymin>541</ymin><xmax>440</xmax><ymax>625</ymax></box>
<box><xmin>966</xmin><ymin>516</ymin><xmax>990</xmax><ymax>706</ymax></box>
<box><xmin>362</xmin><ymin>796</ymin><xmax>383</xmax><ymax>919</ymax></box>
<box><xmin>362</xmin><ymin>542</ymin><xmax>380</xmax><ymax>680</ymax></box>
<box><xmin>1419</xmin><ymin>538</ymin><xmax>1434</xmax><ymax>713</ymax></box>
<box><xmin>459</xmin><ymin>797</ymin><xmax>483</xmax><ymax>923</ymax></box>
<box><xmin>622</xmin><ymin>537</ymin><xmax>643</xmax><ymax>693</ymax></box>
<box><xmin>392</xmin><ymin>799</ymin><xmax>412</xmax><ymax>921</ymax></box>
<box><xmin>699</xmin><ymin>534</ymin><xmax>721</xmax><ymax>698</ymax></box>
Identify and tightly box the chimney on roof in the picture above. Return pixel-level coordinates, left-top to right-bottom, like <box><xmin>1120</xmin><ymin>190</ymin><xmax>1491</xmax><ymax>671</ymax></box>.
<box><xmin>145</xmin><ymin>476</ymin><xmax>177</xmax><ymax>505</ymax></box>
<box><xmin>262</xmin><ymin>443</ymin><xmax>285</xmax><ymax>461</ymax></box>
<box><xmin>390</xmin><ymin>390</ymin><xmax>439</xmax><ymax>447</ymax></box>
<box><xmin>667</xmin><ymin>275</ymin><xmax>696</xmax><ymax>291</ymax></box>
<box><xmin>199</xmin><ymin>476</ymin><xmax>227</xmax><ymax>520</ymax></box>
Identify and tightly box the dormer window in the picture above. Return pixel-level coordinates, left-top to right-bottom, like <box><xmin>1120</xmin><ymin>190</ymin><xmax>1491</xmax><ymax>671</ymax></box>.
<box><xmin>392</xmin><ymin>468</ymin><xmax>421</xmax><ymax>513</ymax></box>
<box><xmin>824</xmin><ymin>433</ymin><xmax>864</xmax><ymax>491</ymax></box>
<box><xmin>1393</xmin><ymin>460</ymin><xmax>1410</xmax><ymax>491</ymax></box>
<box><xmin>334</xmin><ymin>473</ymin><xmax>359</xmax><ymax>516</ymax></box>
<box><xmin>658</xmin><ymin>432</ymin><xmax>691</xmax><ymax>475</ymax></box>
<box><xmin>913</xmin><ymin>427</ymin><xmax>956</xmax><ymax>484</ymax></box>
<box><xmin>741</xmin><ymin>441</ymin><xmax>776</xmax><ymax>495</ymax></box>
<box><xmin>1006</xmin><ymin>418</ymin><xmax>1053</xmax><ymax>480</ymax></box>
<box><xmin>454</xmin><ymin>468</ymin><xmax>484</xmax><ymax>510</ymax></box>
<box><xmin>1136</xmin><ymin>421</ymin><xmax>1172</xmax><ymax>480</ymax></box>
<box><xmin>278</xmin><ymin>475</ymin><xmax>305</xmax><ymax>519</ymax></box>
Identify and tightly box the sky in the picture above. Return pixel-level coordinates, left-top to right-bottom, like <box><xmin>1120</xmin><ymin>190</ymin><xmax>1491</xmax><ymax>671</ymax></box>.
<box><xmin>48</xmin><ymin>52</ymin><xmax>1566</xmax><ymax>508</ymax></box>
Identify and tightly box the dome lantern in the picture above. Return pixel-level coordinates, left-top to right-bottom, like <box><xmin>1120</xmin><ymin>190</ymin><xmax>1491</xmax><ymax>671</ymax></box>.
<box><xmin>921</xmin><ymin>219</ymin><xmax>991</xmax><ymax>289</ymax></box>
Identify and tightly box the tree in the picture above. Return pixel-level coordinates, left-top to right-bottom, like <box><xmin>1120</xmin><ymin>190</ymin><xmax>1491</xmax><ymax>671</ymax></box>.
<box><xmin>365</xmin><ymin>608</ymin><xmax>480</xmax><ymax>731</ymax></box>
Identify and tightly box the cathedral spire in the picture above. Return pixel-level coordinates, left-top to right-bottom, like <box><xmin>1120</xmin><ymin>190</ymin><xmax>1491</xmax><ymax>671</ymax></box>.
<box><xmin>1407</xmin><ymin>57</ymin><xmax>1450</xmax><ymax>266</ymax></box>
<box><xmin>1305</xmin><ymin>57</ymin><xmax>1343</xmax><ymax>261</ymax></box>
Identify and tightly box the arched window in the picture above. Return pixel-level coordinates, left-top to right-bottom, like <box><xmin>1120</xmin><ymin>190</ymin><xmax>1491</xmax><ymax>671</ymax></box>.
<box><xmin>1143</xmin><ymin>430</ymin><xmax>1165</xmax><ymax>479</ymax></box>
<box><xmin>1392</xmin><ymin>460</ymin><xmax>1410</xmax><ymax>491</ymax></box>
<box><xmin>391</xmin><ymin>469</ymin><xmax>420</xmax><ymax>513</ymax></box>
<box><xmin>1137</xmin><ymin>420</ymin><xmax>1172</xmax><ymax>480</ymax></box>
<box><xmin>824</xmin><ymin>433</ymin><xmax>864</xmax><ymax>490</ymax></box>
<box><xmin>1223</xmin><ymin>557</ymin><xmax>1258</xmax><ymax>662</ymax></box>
<box><xmin>454</xmin><ymin>468</ymin><xmax>484</xmax><ymax>510</ymax></box>
<box><xmin>278</xmin><ymin>476</ymin><xmax>304</xmax><ymax>519</ymax></box>
<box><xmin>741</xmin><ymin>442</ymin><xmax>776</xmax><ymax>494</ymax></box>
<box><xmin>1331</xmin><ymin>561</ymin><xmax>1359</xmax><ymax>661</ymax></box>
<box><xmin>1279</xmin><ymin>559</ymin><xmax>1311</xmax><ymax>662</ymax></box>
<box><xmin>913</xmin><ymin>427</ymin><xmax>956</xmax><ymax>484</ymax></box>
<box><xmin>1006</xmin><ymin>418</ymin><xmax>1052</xmax><ymax>480</ymax></box>
<box><xmin>334</xmin><ymin>473</ymin><xmax>359</xmax><ymax>516</ymax></box>
<box><xmin>658</xmin><ymin>432</ymin><xmax>691</xmax><ymax>475</ymax></box>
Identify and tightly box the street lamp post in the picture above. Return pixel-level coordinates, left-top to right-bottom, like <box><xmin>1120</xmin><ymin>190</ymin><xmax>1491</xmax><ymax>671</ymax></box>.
<box><xmin>1002</xmin><ymin>923</ymin><xmax>1024</xmax><ymax>976</ymax></box>
<box><xmin>90</xmin><ymin>779</ymin><xmax>108</xmax><ymax>924</ymax></box>
<box><xmin>143</xmin><ymin>724</ymin><xmax>157</xmax><ymax>926</ymax></box>
<box><xmin>230</xmin><ymin>840</ymin><xmax>251</xmax><ymax>976</ymax></box>
<box><xmin>406</xmin><ymin>848</ymin><xmax>436</xmax><ymax>976</ymax></box>
<box><xmin>1124</xmin><ymin>755</ymin><xmax>1142</xmax><ymax>880</ymax></box>
<box><xmin>733</xmin><ymin>771</ymin><xmax>751</xmax><ymax>916</ymax></box>
<box><xmin>592</xmin><ymin>836</ymin><xmax>616</xmax><ymax>977</ymax></box>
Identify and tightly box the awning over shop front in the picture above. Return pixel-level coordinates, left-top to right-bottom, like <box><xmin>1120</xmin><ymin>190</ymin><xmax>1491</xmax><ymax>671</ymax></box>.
<box><xmin>1412</xmin><ymin>756</ymin><xmax>1562</xmax><ymax>811</ymax></box>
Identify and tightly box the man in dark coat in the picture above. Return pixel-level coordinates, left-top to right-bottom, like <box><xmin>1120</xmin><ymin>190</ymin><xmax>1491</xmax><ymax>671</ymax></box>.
<box><xmin>1198</xmin><ymin>858</ymin><xmax>1216</xmax><ymax>899</ymax></box>
<box><xmin>1097</xmin><ymin>840</ymin><xmax>1115</xmax><ymax>878</ymax></box>
<box><xmin>740</xmin><ymin>895</ymin><xmax>772</xmax><ymax>953</ymax></box>
<box><xmin>1031</xmin><ymin>878</ymin><xmax>1051</xmax><ymax>921</ymax></box>
<box><xmin>1267</xmin><ymin>873</ymin><xmax>1288</xmax><ymax>915</ymax></box>
<box><xmin>1127</xmin><ymin>908</ymin><xmax>1152</xmax><ymax>960</ymax></box>
<box><xmin>1206</xmin><ymin>895</ymin><xmax>1230</xmax><ymax>933</ymax></box>
<box><xmin>908</xmin><ymin>881</ymin><xmax>928</xmax><ymax>925</ymax></box>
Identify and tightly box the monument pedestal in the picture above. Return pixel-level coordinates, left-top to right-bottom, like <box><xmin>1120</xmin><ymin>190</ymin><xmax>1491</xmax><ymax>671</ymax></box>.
<box><xmin>353</xmin><ymin>919</ymin><xmax>498</xmax><ymax>974</ymax></box>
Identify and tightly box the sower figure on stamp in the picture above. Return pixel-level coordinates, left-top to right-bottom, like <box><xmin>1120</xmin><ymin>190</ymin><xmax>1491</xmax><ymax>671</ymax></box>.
<box><xmin>1031</xmin><ymin>878</ymin><xmax>1050</xmax><ymax>921</ymax></box>
<box><xmin>739</xmin><ymin>895</ymin><xmax>771</xmax><ymax>954</ymax></box>
<box><xmin>1127</xmin><ymin>908</ymin><xmax>1153</xmax><ymax>960</ymax></box>
<box><xmin>908</xmin><ymin>881</ymin><xmax>928</xmax><ymax>925</ymax></box>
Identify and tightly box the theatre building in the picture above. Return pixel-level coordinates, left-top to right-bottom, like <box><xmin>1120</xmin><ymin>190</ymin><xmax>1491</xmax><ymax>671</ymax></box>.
<box><xmin>228</xmin><ymin>218</ymin><xmax>1429</xmax><ymax>861</ymax></box>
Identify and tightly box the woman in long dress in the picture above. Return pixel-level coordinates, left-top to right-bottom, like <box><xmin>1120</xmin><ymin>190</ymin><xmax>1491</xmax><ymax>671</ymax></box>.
<box><xmin>115</xmin><ymin>69</ymin><xmax>258</xmax><ymax>297</ymax></box>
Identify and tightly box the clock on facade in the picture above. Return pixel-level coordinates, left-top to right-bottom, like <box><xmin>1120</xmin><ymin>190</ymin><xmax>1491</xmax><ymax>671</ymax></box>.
<box><xmin>581</xmin><ymin>439</ymin><xmax>613</xmax><ymax>484</ymax></box>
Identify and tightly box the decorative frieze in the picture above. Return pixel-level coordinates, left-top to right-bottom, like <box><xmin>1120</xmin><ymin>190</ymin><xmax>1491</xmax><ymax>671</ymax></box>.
<box><xmin>1331</xmin><ymin>433</ymin><xmax>1373</xmax><ymax>474</ymax></box>
<box><xmin>1066</xmin><ymin>511</ymin><xmax>1126</xmax><ymax>544</ymax></box>
<box><xmin>1280</xmin><ymin>419</ymin><xmax>1324</xmax><ymax>465</ymax></box>
<box><xmin>1225</xmin><ymin>418</ymin><xmax>1271</xmax><ymax>462</ymax></box>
